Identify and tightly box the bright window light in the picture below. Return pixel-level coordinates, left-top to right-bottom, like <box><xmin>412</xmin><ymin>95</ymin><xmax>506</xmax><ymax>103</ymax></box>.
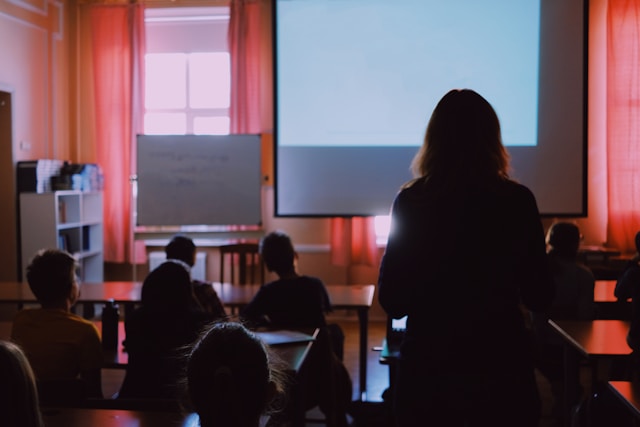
<box><xmin>374</xmin><ymin>215</ymin><xmax>391</xmax><ymax>243</ymax></box>
<box><xmin>189</xmin><ymin>53</ymin><xmax>230</xmax><ymax>109</ymax></box>
<box><xmin>144</xmin><ymin>113</ymin><xmax>187</xmax><ymax>134</ymax></box>
<box><xmin>145</xmin><ymin>54</ymin><xmax>187</xmax><ymax>109</ymax></box>
<box><xmin>194</xmin><ymin>116</ymin><xmax>230</xmax><ymax>135</ymax></box>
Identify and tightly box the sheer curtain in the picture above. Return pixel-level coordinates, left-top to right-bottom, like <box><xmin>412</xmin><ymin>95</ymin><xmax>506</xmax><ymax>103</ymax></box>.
<box><xmin>89</xmin><ymin>3</ymin><xmax>145</xmax><ymax>263</ymax></box>
<box><xmin>606</xmin><ymin>0</ymin><xmax>640</xmax><ymax>252</ymax></box>
<box><xmin>228</xmin><ymin>0</ymin><xmax>261</xmax><ymax>134</ymax></box>
<box><xmin>330</xmin><ymin>217</ymin><xmax>379</xmax><ymax>268</ymax></box>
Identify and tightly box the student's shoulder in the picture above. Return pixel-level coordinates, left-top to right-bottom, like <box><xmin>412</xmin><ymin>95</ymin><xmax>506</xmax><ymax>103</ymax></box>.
<box><xmin>60</xmin><ymin>311</ymin><xmax>101</xmax><ymax>334</ymax></box>
<box><xmin>299</xmin><ymin>276</ymin><xmax>327</xmax><ymax>290</ymax></box>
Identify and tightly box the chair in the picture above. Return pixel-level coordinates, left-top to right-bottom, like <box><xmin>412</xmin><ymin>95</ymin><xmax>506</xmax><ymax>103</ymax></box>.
<box><xmin>219</xmin><ymin>243</ymin><xmax>265</xmax><ymax>285</ymax></box>
<box><xmin>37</xmin><ymin>378</ymin><xmax>88</xmax><ymax>407</ymax></box>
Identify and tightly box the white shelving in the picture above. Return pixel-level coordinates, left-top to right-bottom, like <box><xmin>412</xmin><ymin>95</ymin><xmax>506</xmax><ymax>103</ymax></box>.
<box><xmin>19</xmin><ymin>191</ymin><xmax>104</xmax><ymax>282</ymax></box>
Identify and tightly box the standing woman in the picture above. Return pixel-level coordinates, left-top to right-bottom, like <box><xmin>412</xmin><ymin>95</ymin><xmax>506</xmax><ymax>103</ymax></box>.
<box><xmin>378</xmin><ymin>89</ymin><xmax>554</xmax><ymax>427</ymax></box>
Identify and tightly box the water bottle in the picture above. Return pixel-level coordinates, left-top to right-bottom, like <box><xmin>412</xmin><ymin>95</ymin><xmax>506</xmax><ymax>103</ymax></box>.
<box><xmin>102</xmin><ymin>299</ymin><xmax>119</xmax><ymax>351</ymax></box>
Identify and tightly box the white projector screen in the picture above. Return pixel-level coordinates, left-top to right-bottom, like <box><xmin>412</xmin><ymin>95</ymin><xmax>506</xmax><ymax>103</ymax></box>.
<box><xmin>274</xmin><ymin>0</ymin><xmax>587</xmax><ymax>217</ymax></box>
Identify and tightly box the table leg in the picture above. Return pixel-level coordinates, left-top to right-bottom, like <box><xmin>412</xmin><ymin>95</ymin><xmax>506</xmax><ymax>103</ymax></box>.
<box><xmin>357</xmin><ymin>308</ymin><xmax>369</xmax><ymax>401</ymax></box>
<box><xmin>563</xmin><ymin>343</ymin><xmax>579</xmax><ymax>427</ymax></box>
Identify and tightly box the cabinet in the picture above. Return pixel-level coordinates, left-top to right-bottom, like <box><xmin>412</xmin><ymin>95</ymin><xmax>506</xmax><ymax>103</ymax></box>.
<box><xmin>19</xmin><ymin>191</ymin><xmax>104</xmax><ymax>282</ymax></box>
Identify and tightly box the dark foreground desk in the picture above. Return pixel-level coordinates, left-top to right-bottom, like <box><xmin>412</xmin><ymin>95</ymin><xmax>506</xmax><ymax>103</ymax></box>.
<box><xmin>595</xmin><ymin>280</ymin><xmax>631</xmax><ymax>320</ymax></box>
<box><xmin>41</xmin><ymin>407</ymin><xmax>200</xmax><ymax>427</ymax></box>
<box><xmin>608</xmin><ymin>381</ymin><xmax>640</xmax><ymax>421</ymax></box>
<box><xmin>0</xmin><ymin>281</ymin><xmax>375</xmax><ymax>400</ymax></box>
<box><xmin>0</xmin><ymin>321</ymin><xmax>315</xmax><ymax>373</ymax></box>
<box><xmin>549</xmin><ymin>319</ymin><xmax>632</xmax><ymax>426</ymax></box>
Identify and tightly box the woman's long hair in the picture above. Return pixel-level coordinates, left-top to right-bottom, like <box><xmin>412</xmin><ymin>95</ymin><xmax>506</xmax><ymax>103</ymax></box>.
<box><xmin>186</xmin><ymin>322</ymin><xmax>285</xmax><ymax>427</ymax></box>
<box><xmin>0</xmin><ymin>341</ymin><xmax>44</xmax><ymax>427</ymax></box>
<box><xmin>410</xmin><ymin>89</ymin><xmax>510</xmax><ymax>186</ymax></box>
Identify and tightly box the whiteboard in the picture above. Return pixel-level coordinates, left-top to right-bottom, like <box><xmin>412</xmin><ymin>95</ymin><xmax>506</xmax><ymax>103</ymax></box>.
<box><xmin>136</xmin><ymin>134</ymin><xmax>262</xmax><ymax>226</ymax></box>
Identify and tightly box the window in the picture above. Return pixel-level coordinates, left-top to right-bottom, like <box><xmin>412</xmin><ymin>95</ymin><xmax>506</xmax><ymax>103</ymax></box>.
<box><xmin>144</xmin><ymin>7</ymin><xmax>230</xmax><ymax>135</ymax></box>
<box><xmin>374</xmin><ymin>215</ymin><xmax>391</xmax><ymax>245</ymax></box>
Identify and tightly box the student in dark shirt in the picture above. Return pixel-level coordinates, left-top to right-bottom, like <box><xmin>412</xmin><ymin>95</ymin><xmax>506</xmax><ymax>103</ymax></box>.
<box><xmin>241</xmin><ymin>230</ymin><xmax>352</xmax><ymax>427</ymax></box>
<box><xmin>118</xmin><ymin>261</ymin><xmax>211</xmax><ymax>400</ymax></box>
<box><xmin>165</xmin><ymin>234</ymin><xmax>227</xmax><ymax>320</ymax></box>
<box><xmin>241</xmin><ymin>231</ymin><xmax>331</xmax><ymax>328</ymax></box>
<box><xmin>531</xmin><ymin>221</ymin><xmax>596</xmax><ymax>418</ymax></box>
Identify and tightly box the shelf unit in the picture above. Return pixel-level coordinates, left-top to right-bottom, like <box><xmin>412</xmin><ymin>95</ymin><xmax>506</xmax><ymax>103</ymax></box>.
<box><xmin>19</xmin><ymin>191</ymin><xmax>104</xmax><ymax>282</ymax></box>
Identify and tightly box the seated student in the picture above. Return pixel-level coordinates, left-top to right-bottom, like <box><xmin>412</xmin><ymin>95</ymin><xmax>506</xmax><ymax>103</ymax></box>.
<box><xmin>118</xmin><ymin>261</ymin><xmax>211</xmax><ymax>400</ymax></box>
<box><xmin>165</xmin><ymin>234</ymin><xmax>226</xmax><ymax>320</ymax></box>
<box><xmin>615</xmin><ymin>230</ymin><xmax>640</xmax><ymax>351</ymax></box>
<box><xmin>184</xmin><ymin>322</ymin><xmax>285</xmax><ymax>427</ymax></box>
<box><xmin>531</xmin><ymin>222</ymin><xmax>596</xmax><ymax>414</ymax></box>
<box><xmin>241</xmin><ymin>230</ymin><xmax>343</xmax><ymax>357</ymax></box>
<box><xmin>0</xmin><ymin>340</ymin><xmax>44</xmax><ymax>427</ymax></box>
<box><xmin>241</xmin><ymin>230</ymin><xmax>352</xmax><ymax>427</ymax></box>
<box><xmin>11</xmin><ymin>249</ymin><xmax>103</xmax><ymax>399</ymax></box>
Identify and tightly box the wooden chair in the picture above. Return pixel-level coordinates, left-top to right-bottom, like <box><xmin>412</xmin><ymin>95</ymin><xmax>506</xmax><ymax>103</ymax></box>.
<box><xmin>219</xmin><ymin>243</ymin><xmax>265</xmax><ymax>286</ymax></box>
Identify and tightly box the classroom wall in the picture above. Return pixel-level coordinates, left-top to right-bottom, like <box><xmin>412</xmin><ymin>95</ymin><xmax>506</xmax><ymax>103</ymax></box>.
<box><xmin>0</xmin><ymin>0</ymin><xmax>73</xmax><ymax>280</ymax></box>
<box><xmin>0</xmin><ymin>0</ymin><xmax>614</xmax><ymax>290</ymax></box>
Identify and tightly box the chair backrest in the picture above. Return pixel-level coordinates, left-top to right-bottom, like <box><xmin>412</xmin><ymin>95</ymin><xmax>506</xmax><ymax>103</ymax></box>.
<box><xmin>219</xmin><ymin>243</ymin><xmax>264</xmax><ymax>285</ymax></box>
<box><xmin>37</xmin><ymin>378</ymin><xmax>87</xmax><ymax>407</ymax></box>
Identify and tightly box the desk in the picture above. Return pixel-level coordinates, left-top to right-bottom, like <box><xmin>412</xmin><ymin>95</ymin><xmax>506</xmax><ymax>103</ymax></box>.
<box><xmin>0</xmin><ymin>320</ymin><xmax>314</xmax><ymax>374</ymax></box>
<box><xmin>41</xmin><ymin>407</ymin><xmax>200</xmax><ymax>427</ymax></box>
<box><xmin>594</xmin><ymin>279</ymin><xmax>631</xmax><ymax>320</ymax></box>
<box><xmin>0</xmin><ymin>281</ymin><xmax>142</xmax><ymax>305</ymax></box>
<box><xmin>212</xmin><ymin>283</ymin><xmax>376</xmax><ymax>401</ymax></box>
<box><xmin>608</xmin><ymin>380</ymin><xmax>640</xmax><ymax>421</ymax></box>
<box><xmin>549</xmin><ymin>319</ymin><xmax>632</xmax><ymax>426</ymax></box>
<box><xmin>0</xmin><ymin>281</ymin><xmax>375</xmax><ymax>400</ymax></box>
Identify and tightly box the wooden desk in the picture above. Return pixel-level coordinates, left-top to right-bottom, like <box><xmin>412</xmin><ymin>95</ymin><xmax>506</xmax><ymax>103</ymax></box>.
<box><xmin>549</xmin><ymin>319</ymin><xmax>632</xmax><ymax>426</ymax></box>
<box><xmin>608</xmin><ymin>380</ymin><xmax>640</xmax><ymax>421</ymax></box>
<box><xmin>41</xmin><ymin>407</ymin><xmax>200</xmax><ymax>427</ymax></box>
<box><xmin>0</xmin><ymin>281</ymin><xmax>142</xmax><ymax>305</ymax></box>
<box><xmin>0</xmin><ymin>281</ymin><xmax>375</xmax><ymax>400</ymax></box>
<box><xmin>594</xmin><ymin>279</ymin><xmax>631</xmax><ymax>320</ymax></box>
<box><xmin>213</xmin><ymin>283</ymin><xmax>376</xmax><ymax>401</ymax></box>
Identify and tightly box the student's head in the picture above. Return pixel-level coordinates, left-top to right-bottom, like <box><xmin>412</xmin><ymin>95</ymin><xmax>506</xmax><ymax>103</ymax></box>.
<box><xmin>165</xmin><ymin>234</ymin><xmax>197</xmax><ymax>267</ymax></box>
<box><xmin>186</xmin><ymin>322</ymin><xmax>281</xmax><ymax>427</ymax></box>
<box><xmin>259</xmin><ymin>231</ymin><xmax>296</xmax><ymax>276</ymax></box>
<box><xmin>26</xmin><ymin>249</ymin><xmax>78</xmax><ymax>306</ymax></box>
<box><xmin>142</xmin><ymin>261</ymin><xmax>193</xmax><ymax>310</ymax></box>
<box><xmin>0</xmin><ymin>341</ymin><xmax>44</xmax><ymax>427</ymax></box>
<box><xmin>547</xmin><ymin>222</ymin><xmax>582</xmax><ymax>259</ymax></box>
<box><xmin>411</xmin><ymin>89</ymin><xmax>510</xmax><ymax>182</ymax></box>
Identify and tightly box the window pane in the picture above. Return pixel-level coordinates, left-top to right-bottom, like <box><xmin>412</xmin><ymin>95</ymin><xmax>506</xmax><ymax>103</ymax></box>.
<box><xmin>189</xmin><ymin>52</ymin><xmax>230</xmax><ymax>108</ymax></box>
<box><xmin>194</xmin><ymin>116</ymin><xmax>230</xmax><ymax>135</ymax></box>
<box><xmin>145</xmin><ymin>53</ymin><xmax>187</xmax><ymax>108</ymax></box>
<box><xmin>375</xmin><ymin>215</ymin><xmax>391</xmax><ymax>243</ymax></box>
<box><xmin>144</xmin><ymin>113</ymin><xmax>187</xmax><ymax>134</ymax></box>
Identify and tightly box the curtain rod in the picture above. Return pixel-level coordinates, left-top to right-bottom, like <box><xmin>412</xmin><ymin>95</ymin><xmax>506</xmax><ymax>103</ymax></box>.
<box><xmin>77</xmin><ymin>0</ymin><xmax>229</xmax><ymax>6</ymax></box>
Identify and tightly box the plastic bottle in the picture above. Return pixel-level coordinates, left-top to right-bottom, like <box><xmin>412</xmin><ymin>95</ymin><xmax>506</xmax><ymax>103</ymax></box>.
<box><xmin>102</xmin><ymin>299</ymin><xmax>119</xmax><ymax>351</ymax></box>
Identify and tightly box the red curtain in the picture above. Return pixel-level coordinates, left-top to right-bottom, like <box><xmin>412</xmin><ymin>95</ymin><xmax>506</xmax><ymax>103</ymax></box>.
<box><xmin>89</xmin><ymin>4</ymin><xmax>145</xmax><ymax>263</ymax></box>
<box><xmin>330</xmin><ymin>217</ymin><xmax>378</xmax><ymax>267</ymax></box>
<box><xmin>606</xmin><ymin>0</ymin><xmax>640</xmax><ymax>252</ymax></box>
<box><xmin>228</xmin><ymin>0</ymin><xmax>262</xmax><ymax>134</ymax></box>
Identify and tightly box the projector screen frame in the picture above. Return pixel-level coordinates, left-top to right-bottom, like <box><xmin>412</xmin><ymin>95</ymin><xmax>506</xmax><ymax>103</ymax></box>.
<box><xmin>272</xmin><ymin>0</ymin><xmax>589</xmax><ymax>219</ymax></box>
